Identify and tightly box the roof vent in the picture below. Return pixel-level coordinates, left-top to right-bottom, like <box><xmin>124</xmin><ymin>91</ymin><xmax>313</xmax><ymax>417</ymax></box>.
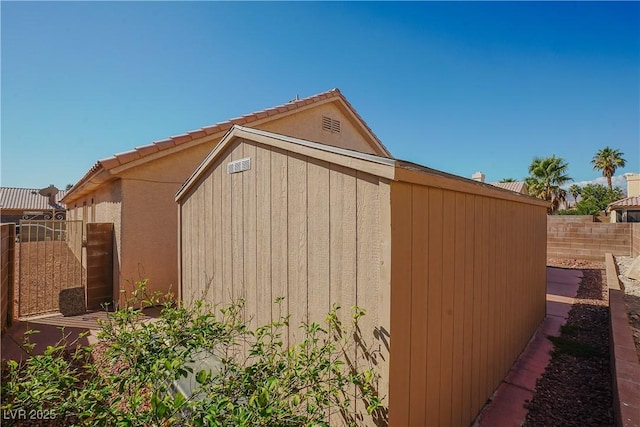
<box><xmin>322</xmin><ymin>116</ymin><xmax>341</xmax><ymax>134</ymax></box>
<box><xmin>227</xmin><ymin>158</ymin><xmax>251</xmax><ymax>174</ymax></box>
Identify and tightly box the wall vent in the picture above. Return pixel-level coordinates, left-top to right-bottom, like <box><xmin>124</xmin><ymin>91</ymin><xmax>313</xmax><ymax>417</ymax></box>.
<box><xmin>227</xmin><ymin>157</ymin><xmax>251</xmax><ymax>174</ymax></box>
<box><xmin>322</xmin><ymin>116</ymin><xmax>341</xmax><ymax>133</ymax></box>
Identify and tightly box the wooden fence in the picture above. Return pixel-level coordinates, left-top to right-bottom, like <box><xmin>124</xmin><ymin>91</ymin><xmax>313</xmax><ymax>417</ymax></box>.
<box><xmin>1</xmin><ymin>224</ymin><xmax>16</xmax><ymax>331</ymax></box>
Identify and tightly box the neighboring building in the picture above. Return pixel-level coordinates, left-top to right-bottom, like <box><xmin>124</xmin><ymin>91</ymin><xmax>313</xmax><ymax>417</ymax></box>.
<box><xmin>0</xmin><ymin>186</ymin><xmax>66</xmax><ymax>224</ymax></box>
<box><xmin>625</xmin><ymin>172</ymin><xmax>640</xmax><ymax>197</ymax></box>
<box><xmin>61</xmin><ymin>89</ymin><xmax>392</xmax><ymax>303</ymax></box>
<box><xmin>176</xmin><ymin>125</ymin><xmax>548</xmax><ymax>427</ymax></box>
<box><xmin>609</xmin><ymin>173</ymin><xmax>640</xmax><ymax>222</ymax></box>
<box><xmin>489</xmin><ymin>181</ymin><xmax>528</xmax><ymax>195</ymax></box>
<box><xmin>470</xmin><ymin>171</ymin><xmax>529</xmax><ymax>195</ymax></box>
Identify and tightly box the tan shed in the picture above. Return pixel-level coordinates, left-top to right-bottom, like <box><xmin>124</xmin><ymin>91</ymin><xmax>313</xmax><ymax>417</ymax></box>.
<box><xmin>61</xmin><ymin>88</ymin><xmax>390</xmax><ymax>305</ymax></box>
<box><xmin>176</xmin><ymin>125</ymin><xmax>549</xmax><ymax>426</ymax></box>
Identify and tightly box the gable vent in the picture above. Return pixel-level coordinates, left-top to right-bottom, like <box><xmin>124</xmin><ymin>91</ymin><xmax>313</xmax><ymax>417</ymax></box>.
<box><xmin>227</xmin><ymin>157</ymin><xmax>251</xmax><ymax>174</ymax></box>
<box><xmin>322</xmin><ymin>116</ymin><xmax>341</xmax><ymax>133</ymax></box>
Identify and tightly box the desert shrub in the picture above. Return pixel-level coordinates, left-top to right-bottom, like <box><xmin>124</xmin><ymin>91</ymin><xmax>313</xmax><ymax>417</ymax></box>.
<box><xmin>1</xmin><ymin>282</ymin><xmax>383</xmax><ymax>426</ymax></box>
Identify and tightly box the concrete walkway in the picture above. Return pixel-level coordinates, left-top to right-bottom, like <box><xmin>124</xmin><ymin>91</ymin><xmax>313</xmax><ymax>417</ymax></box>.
<box><xmin>1</xmin><ymin>312</ymin><xmax>106</xmax><ymax>362</ymax></box>
<box><xmin>474</xmin><ymin>267</ymin><xmax>583</xmax><ymax>427</ymax></box>
<box><xmin>1</xmin><ymin>308</ymin><xmax>163</xmax><ymax>362</ymax></box>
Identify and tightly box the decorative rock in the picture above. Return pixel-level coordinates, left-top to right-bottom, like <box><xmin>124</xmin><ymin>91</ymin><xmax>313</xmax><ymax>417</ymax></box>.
<box><xmin>625</xmin><ymin>255</ymin><xmax>640</xmax><ymax>281</ymax></box>
<box><xmin>59</xmin><ymin>287</ymin><xmax>86</xmax><ymax>316</ymax></box>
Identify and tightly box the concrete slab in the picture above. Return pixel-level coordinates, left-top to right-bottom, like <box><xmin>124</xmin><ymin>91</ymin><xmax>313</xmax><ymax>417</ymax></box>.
<box><xmin>475</xmin><ymin>382</ymin><xmax>533</xmax><ymax>427</ymax></box>
<box><xmin>1</xmin><ymin>308</ymin><xmax>160</xmax><ymax>363</ymax></box>
<box><xmin>1</xmin><ymin>321</ymin><xmax>94</xmax><ymax>362</ymax></box>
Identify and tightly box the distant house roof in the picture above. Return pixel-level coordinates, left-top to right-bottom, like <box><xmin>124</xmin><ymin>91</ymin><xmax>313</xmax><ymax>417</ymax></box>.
<box><xmin>0</xmin><ymin>187</ymin><xmax>67</xmax><ymax>211</ymax></box>
<box><xmin>489</xmin><ymin>181</ymin><xmax>528</xmax><ymax>195</ymax></box>
<box><xmin>63</xmin><ymin>88</ymin><xmax>390</xmax><ymax>204</ymax></box>
<box><xmin>609</xmin><ymin>195</ymin><xmax>640</xmax><ymax>209</ymax></box>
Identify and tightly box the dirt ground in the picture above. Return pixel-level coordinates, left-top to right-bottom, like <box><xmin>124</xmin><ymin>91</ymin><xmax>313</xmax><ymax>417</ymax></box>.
<box><xmin>14</xmin><ymin>241</ymin><xmax>84</xmax><ymax>318</ymax></box>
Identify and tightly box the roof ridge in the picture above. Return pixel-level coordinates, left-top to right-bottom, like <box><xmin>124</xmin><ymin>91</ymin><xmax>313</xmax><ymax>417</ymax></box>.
<box><xmin>65</xmin><ymin>88</ymin><xmax>387</xmax><ymax>201</ymax></box>
<box><xmin>100</xmin><ymin>88</ymin><xmax>344</xmax><ymax>168</ymax></box>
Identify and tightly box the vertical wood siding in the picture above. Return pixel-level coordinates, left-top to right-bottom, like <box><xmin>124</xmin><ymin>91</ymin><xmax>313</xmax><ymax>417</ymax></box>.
<box><xmin>389</xmin><ymin>181</ymin><xmax>547</xmax><ymax>427</ymax></box>
<box><xmin>180</xmin><ymin>140</ymin><xmax>546</xmax><ymax>426</ymax></box>
<box><xmin>179</xmin><ymin>139</ymin><xmax>391</xmax><ymax>426</ymax></box>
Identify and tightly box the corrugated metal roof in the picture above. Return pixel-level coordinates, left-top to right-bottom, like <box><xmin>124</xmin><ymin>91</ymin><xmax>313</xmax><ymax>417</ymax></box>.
<box><xmin>0</xmin><ymin>187</ymin><xmax>67</xmax><ymax>210</ymax></box>
<box><xmin>609</xmin><ymin>195</ymin><xmax>640</xmax><ymax>209</ymax></box>
<box><xmin>489</xmin><ymin>181</ymin><xmax>528</xmax><ymax>194</ymax></box>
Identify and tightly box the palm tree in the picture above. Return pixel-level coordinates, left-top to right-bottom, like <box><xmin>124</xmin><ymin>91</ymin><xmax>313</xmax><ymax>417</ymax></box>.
<box><xmin>499</xmin><ymin>178</ymin><xmax>517</xmax><ymax>183</ymax></box>
<box><xmin>591</xmin><ymin>147</ymin><xmax>626</xmax><ymax>190</ymax></box>
<box><xmin>525</xmin><ymin>155</ymin><xmax>572</xmax><ymax>214</ymax></box>
<box><xmin>568</xmin><ymin>184</ymin><xmax>581</xmax><ymax>207</ymax></box>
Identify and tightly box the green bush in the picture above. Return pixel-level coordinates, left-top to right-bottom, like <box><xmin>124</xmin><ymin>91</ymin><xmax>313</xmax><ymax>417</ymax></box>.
<box><xmin>1</xmin><ymin>283</ymin><xmax>383</xmax><ymax>426</ymax></box>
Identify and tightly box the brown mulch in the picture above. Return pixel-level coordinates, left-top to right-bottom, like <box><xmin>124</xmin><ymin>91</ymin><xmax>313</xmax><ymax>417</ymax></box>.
<box><xmin>524</xmin><ymin>265</ymin><xmax>614</xmax><ymax>427</ymax></box>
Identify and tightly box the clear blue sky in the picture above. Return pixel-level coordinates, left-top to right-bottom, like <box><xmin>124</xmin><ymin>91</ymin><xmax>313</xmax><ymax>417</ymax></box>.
<box><xmin>2</xmin><ymin>1</ymin><xmax>639</xmax><ymax>191</ymax></box>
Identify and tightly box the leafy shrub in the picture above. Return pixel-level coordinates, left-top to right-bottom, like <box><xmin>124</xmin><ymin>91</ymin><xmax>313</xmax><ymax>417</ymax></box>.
<box><xmin>1</xmin><ymin>283</ymin><xmax>383</xmax><ymax>426</ymax></box>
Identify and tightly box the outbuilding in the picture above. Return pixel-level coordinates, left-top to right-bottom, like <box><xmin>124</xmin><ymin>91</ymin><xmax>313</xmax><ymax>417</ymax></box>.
<box><xmin>176</xmin><ymin>125</ymin><xmax>548</xmax><ymax>426</ymax></box>
<box><xmin>61</xmin><ymin>89</ymin><xmax>390</xmax><ymax>304</ymax></box>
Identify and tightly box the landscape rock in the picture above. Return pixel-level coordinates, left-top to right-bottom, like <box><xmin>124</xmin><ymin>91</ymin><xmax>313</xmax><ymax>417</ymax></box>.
<box><xmin>59</xmin><ymin>287</ymin><xmax>86</xmax><ymax>316</ymax></box>
<box><xmin>624</xmin><ymin>255</ymin><xmax>640</xmax><ymax>281</ymax></box>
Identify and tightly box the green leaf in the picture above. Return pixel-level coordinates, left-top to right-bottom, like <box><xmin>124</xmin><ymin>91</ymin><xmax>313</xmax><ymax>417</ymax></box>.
<box><xmin>174</xmin><ymin>392</ymin><xmax>186</xmax><ymax>408</ymax></box>
<box><xmin>196</xmin><ymin>369</ymin><xmax>208</xmax><ymax>384</ymax></box>
<box><xmin>258</xmin><ymin>388</ymin><xmax>269</xmax><ymax>407</ymax></box>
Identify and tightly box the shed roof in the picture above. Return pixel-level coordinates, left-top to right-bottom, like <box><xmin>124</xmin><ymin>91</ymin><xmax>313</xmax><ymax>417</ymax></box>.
<box><xmin>176</xmin><ymin>125</ymin><xmax>548</xmax><ymax>209</ymax></box>
<box><xmin>489</xmin><ymin>181</ymin><xmax>528</xmax><ymax>194</ymax></box>
<box><xmin>0</xmin><ymin>187</ymin><xmax>66</xmax><ymax>211</ymax></box>
<box><xmin>608</xmin><ymin>195</ymin><xmax>640</xmax><ymax>209</ymax></box>
<box><xmin>63</xmin><ymin>88</ymin><xmax>390</xmax><ymax>204</ymax></box>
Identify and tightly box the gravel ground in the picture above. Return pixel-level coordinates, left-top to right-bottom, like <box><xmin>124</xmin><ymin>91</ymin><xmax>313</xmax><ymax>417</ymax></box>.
<box><xmin>613</xmin><ymin>255</ymin><xmax>640</xmax><ymax>360</ymax></box>
<box><xmin>524</xmin><ymin>263</ymin><xmax>613</xmax><ymax>427</ymax></box>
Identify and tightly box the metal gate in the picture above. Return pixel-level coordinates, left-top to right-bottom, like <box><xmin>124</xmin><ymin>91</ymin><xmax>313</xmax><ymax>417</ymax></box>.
<box><xmin>17</xmin><ymin>220</ymin><xmax>85</xmax><ymax>318</ymax></box>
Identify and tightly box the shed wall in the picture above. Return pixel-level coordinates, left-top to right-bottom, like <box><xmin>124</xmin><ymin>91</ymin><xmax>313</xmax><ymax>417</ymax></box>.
<box><xmin>180</xmin><ymin>138</ymin><xmax>391</xmax><ymax>425</ymax></box>
<box><xmin>388</xmin><ymin>181</ymin><xmax>547</xmax><ymax>427</ymax></box>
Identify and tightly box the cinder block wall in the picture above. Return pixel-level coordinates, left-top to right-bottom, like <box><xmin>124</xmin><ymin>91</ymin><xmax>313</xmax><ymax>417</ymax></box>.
<box><xmin>633</xmin><ymin>223</ymin><xmax>640</xmax><ymax>257</ymax></box>
<box><xmin>547</xmin><ymin>216</ymin><xmax>632</xmax><ymax>260</ymax></box>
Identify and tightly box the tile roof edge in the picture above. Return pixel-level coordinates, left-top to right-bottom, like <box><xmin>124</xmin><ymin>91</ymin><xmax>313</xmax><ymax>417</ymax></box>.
<box><xmin>91</xmin><ymin>88</ymin><xmax>345</xmax><ymax>172</ymax></box>
<box><xmin>608</xmin><ymin>195</ymin><xmax>640</xmax><ymax>208</ymax></box>
<box><xmin>66</xmin><ymin>87</ymin><xmax>390</xmax><ymax>199</ymax></box>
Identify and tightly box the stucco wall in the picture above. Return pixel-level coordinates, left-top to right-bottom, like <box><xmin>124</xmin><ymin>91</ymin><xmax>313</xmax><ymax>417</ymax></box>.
<box><xmin>180</xmin><ymin>138</ymin><xmax>391</xmax><ymax>426</ymax></box>
<box><xmin>547</xmin><ymin>216</ymin><xmax>632</xmax><ymax>260</ymax></box>
<box><xmin>260</xmin><ymin>102</ymin><xmax>381</xmax><ymax>155</ymax></box>
<box><xmin>67</xmin><ymin>181</ymin><xmax>122</xmax><ymax>296</ymax></box>
<box><xmin>117</xmin><ymin>143</ymin><xmax>212</xmax><ymax>301</ymax></box>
